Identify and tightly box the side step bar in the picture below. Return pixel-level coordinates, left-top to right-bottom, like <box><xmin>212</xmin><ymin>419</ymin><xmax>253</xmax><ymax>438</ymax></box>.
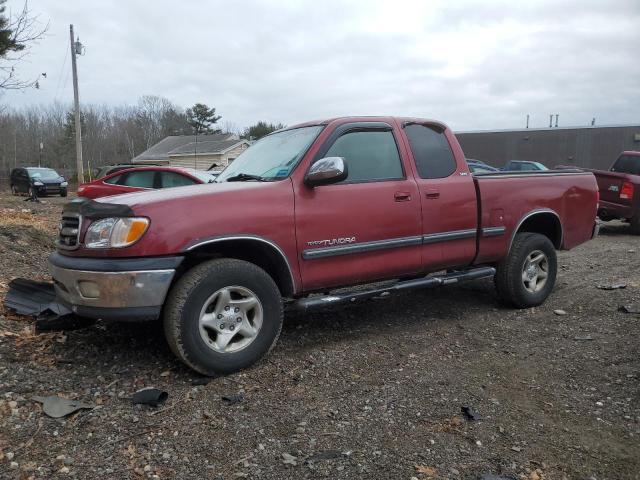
<box><xmin>294</xmin><ymin>266</ymin><xmax>496</xmax><ymax>311</ymax></box>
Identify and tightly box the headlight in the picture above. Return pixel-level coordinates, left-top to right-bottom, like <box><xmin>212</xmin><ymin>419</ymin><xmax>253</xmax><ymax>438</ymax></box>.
<box><xmin>61</xmin><ymin>181</ymin><xmax>68</xmax><ymax>187</ymax></box>
<box><xmin>33</xmin><ymin>181</ymin><xmax>44</xmax><ymax>186</ymax></box>
<box><xmin>84</xmin><ymin>217</ymin><xmax>149</xmax><ymax>249</ymax></box>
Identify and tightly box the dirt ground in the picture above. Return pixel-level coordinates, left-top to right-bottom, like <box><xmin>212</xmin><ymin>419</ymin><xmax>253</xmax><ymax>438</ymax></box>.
<box><xmin>0</xmin><ymin>192</ymin><xmax>638</xmax><ymax>480</ymax></box>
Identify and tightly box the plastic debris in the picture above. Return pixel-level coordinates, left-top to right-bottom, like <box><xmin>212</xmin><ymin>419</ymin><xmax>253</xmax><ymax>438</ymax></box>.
<box><xmin>461</xmin><ymin>405</ymin><xmax>482</xmax><ymax>421</ymax></box>
<box><xmin>596</xmin><ymin>283</ymin><xmax>626</xmax><ymax>290</ymax></box>
<box><xmin>132</xmin><ymin>388</ymin><xmax>168</xmax><ymax>407</ymax></box>
<box><xmin>619</xmin><ymin>304</ymin><xmax>640</xmax><ymax>314</ymax></box>
<box><xmin>191</xmin><ymin>377</ymin><xmax>211</xmax><ymax>386</ymax></box>
<box><xmin>222</xmin><ymin>393</ymin><xmax>245</xmax><ymax>405</ymax></box>
<box><xmin>32</xmin><ymin>396</ymin><xmax>93</xmax><ymax>418</ymax></box>
<box><xmin>4</xmin><ymin>278</ymin><xmax>71</xmax><ymax>317</ymax></box>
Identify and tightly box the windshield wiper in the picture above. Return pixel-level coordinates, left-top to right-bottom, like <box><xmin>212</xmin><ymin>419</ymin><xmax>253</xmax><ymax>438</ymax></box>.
<box><xmin>225</xmin><ymin>173</ymin><xmax>268</xmax><ymax>182</ymax></box>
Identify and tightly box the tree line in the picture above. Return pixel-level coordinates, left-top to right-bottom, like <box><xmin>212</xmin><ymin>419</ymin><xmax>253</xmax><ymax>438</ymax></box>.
<box><xmin>0</xmin><ymin>96</ymin><xmax>284</xmax><ymax>176</ymax></box>
<box><xmin>1</xmin><ymin>3</ymin><xmax>285</xmax><ymax>176</ymax></box>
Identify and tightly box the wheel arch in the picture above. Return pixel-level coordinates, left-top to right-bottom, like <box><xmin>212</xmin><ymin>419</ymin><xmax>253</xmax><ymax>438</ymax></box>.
<box><xmin>509</xmin><ymin>209</ymin><xmax>563</xmax><ymax>253</ymax></box>
<box><xmin>181</xmin><ymin>236</ymin><xmax>297</xmax><ymax>297</ymax></box>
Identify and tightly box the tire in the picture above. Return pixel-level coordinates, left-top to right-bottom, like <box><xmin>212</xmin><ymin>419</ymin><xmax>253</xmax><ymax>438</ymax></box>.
<box><xmin>630</xmin><ymin>215</ymin><xmax>640</xmax><ymax>235</ymax></box>
<box><xmin>495</xmin><ymin>232</ymin><xmax>557</xmax><ymax>308</ymax></box>
<box><xmin>163</xmin><ymin>258</ymin><xmax>283</xmax><ymax>375</ymax></box>
<box><xmin>10</xmin><ymin>185</ymin><xmax>17</xmax><ymax>196</ymax></box>
<box><xmin>60</xmin><ymin>190</ymin><xmax>68</xmax><ymax>197</ymax></box>
<box><xmin>28</xmin><ymin>187</ymin><xmax>35</xmax><ymax>198</ymax></box>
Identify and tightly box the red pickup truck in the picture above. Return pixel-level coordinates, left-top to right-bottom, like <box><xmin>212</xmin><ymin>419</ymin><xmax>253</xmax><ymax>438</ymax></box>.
<box><xmin>590</xmin><ymin>151</ymin><xmax>640</xmax><ymax>233</ymax></box>
<box><xmin>49</xmin><ymin>117</ymin><xmax>599</xmax><ymax>375</ymax></box>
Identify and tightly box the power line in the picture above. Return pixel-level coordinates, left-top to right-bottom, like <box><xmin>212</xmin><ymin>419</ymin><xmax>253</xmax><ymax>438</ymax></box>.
<box><xmin>53</xmin><ymin>43</ymin><xmax>69</xmax><ymax>103</ymax></box>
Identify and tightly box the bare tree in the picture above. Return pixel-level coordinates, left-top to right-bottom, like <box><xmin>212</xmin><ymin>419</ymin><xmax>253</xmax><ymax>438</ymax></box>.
<box><xmin>0</xmin><ymin>0</ymin><xmax>48</xmax><ymax>90</ymax></box>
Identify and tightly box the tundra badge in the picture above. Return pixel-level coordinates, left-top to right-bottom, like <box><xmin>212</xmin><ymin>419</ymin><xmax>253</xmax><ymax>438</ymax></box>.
<box><xmin>307</xmin><ymin>237</ymin><xmax>356</xmax><ymax>247</ymax></box>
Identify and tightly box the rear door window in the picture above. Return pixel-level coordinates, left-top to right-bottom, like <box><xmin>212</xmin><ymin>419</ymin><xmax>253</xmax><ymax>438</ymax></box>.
<box><xmin>324</xmin><ymin>130</ymin><xmax>403</xmax><ymax>183</ymax></box>
<box><xmin>403</xmin><ymin>124</ymin><xmax>456</xmax><ymax>179</ymax></box>
<box><xmin>160</xmin><ymin>171</ymin><xmax>197</xmax><ymax>188</ymax></box>
<box><xmin>119</xmin><ymin>171</ymin><xmax>156</xmax><ymax>188</ymax></box>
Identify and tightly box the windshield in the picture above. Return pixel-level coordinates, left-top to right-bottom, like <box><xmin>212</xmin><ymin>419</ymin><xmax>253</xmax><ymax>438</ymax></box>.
<box><xmin>611</xmin><ymin>155</ymin><xmax>640</xmax><ymax>175</ymax></box>
<box><xmin>28</xmin><ymin>168</ymin><xmax>61</xmax><ymax>180</ymax></box>
<box><xmin>216</xmin><ymin>126</ymin><xmax>324</xmax><ymax>182</ymax></box>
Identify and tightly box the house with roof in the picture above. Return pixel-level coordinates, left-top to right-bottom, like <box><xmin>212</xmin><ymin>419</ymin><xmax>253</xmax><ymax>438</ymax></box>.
<box><xmin>131</xmin><ymin>133</ymin><xmax>250</xmax><ymax>171</ymax></box>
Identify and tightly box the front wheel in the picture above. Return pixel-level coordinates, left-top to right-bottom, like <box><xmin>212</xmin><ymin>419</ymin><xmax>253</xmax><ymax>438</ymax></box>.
<box><xmin>10</xmin><ymin>185</ymin><xmax>17</xmax><ymax>196</ymax></box>
<box><xmin>60</xmin><ymin>190</ymin><xmax>68</xmax><ymax>197</ymax></box>
<box><xmin>163</xmin><ymin>258</ymin><xmax>283</xmax><ymax>375</ymax></box>
<box><xmin>495</xmin><ymin>232</ymin><xmax>557</xmax><ymax>308</ymax></box>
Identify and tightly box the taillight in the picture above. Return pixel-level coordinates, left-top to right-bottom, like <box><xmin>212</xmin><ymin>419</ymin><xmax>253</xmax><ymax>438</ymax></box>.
<box><xmin>620</xmin><ymin>182</ymin><xmax>634</xmax><ymax>200</ymax></box>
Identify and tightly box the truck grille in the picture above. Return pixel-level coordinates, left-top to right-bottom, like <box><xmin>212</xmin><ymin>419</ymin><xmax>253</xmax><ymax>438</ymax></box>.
<box><xmin>57</xmin><ymin>214</ymin><xmax>81</xmax><ymax>250</ymax></box>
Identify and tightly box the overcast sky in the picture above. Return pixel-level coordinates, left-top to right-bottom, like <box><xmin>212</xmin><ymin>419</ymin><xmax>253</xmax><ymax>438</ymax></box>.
<box><xmin>2</xmin><ymin>0</ymin><xmax>639</xmax><ymax>131</ymax></box>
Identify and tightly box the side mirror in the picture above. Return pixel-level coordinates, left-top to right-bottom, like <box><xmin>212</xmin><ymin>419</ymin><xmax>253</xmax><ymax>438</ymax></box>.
<box><xmin>304</xmin><ymin>157</ymin><xmax>348</xmax><ymax>187</ymax></box>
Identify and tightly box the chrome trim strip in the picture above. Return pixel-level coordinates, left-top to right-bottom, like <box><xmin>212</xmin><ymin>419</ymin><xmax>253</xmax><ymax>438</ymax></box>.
<box><xmin>475</xmin><ymin>172</ymin><xmax>592</xmax><ymax>179</ymax></box>
<box><xmin>482</xmin><ymin>226</ymin><xmax>506</xmax><ymax>237</ymax></box>
<box><xmin>508</xmin><ymin>209</ymin><xmax>563</xmax><ymax>252</ymax></box>
<box><xmin>303</xmin><ymin>228</ymin><xmax>481</xmax><ymax>260</ymax></box>
<box><xmin>422</xmin><ymin>229</ymin><xmax>476</xmax><ymax>244</ymax></box>
<box><xmin>302</xmin><ymin>235</ymin><xmax>423</xmax><ymax>260</ymax></box>
<box><xmin>185</xmin><ymin>235</ymin><xmax>297</xmax><ymax>294</ymax></box>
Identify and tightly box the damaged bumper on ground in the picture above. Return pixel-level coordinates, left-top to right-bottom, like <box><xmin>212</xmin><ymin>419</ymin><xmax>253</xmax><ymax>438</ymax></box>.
<box><xmin>48</xmin><ymin>252</ymin><xmax>183</xmax><ymax>321</ymax></box>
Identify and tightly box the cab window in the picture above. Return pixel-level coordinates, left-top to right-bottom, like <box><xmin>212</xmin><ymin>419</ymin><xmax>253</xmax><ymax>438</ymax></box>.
<box><xmin>404</xmin><ymin>124</ymin><xmax>457</xmax><ymax>179</ymax></box>
<box><xmin>324</xmin><ymin>130</ymin><xmax>403</xmax><ymax>183</ymax></box>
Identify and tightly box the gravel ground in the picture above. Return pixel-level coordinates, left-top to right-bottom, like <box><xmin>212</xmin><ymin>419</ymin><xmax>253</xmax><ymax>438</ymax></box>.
<box><xmin>0</xmin><ymin>193</ymin><xmax>638</xmax><ymax>480</ymax></box>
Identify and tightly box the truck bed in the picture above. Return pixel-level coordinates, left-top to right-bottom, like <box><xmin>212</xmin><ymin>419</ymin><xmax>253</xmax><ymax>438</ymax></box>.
<box><xmin>472</xmin><ymin>170</ymin><xmax>598</xmax><ymax>264</ymax></box>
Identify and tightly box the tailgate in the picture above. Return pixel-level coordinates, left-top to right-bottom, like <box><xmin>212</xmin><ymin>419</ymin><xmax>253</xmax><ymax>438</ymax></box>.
<box><xmin>595</xmin><ymin>171</ymin><xmax>630</xmax><ymax>206</ymax></box>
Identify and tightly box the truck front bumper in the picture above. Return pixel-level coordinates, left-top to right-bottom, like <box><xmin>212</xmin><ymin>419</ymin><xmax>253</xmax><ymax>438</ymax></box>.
<box><xmin>49</xmin><ymin>252</ymin><xmax>183</xmax><ymax>321</ymax></box>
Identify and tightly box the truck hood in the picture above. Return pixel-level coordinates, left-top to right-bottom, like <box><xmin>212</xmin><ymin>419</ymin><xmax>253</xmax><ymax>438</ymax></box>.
<box><xmin>95</xmin><ymin>181</ymin><xmax>277</xmax><ymax>210</ymax></box>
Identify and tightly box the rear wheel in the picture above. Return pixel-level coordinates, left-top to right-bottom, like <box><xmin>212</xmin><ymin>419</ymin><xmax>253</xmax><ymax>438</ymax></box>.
<box><xmin>630</xmin><ymin>215</ymin><xmax>640</xmax><ymax>235</ymax></box>
<box><xmin>163</xmin><ymin>258</ymin><xmax>283</xmax><ymax>375</ymax></box>
<box><xmin>495</xmin><ymin>232</ymin><xmax>557</xmax><ymax>308</ymax></box>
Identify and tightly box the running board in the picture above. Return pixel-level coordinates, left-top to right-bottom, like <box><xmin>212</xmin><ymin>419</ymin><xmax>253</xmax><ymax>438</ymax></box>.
<box><xmin>294</xmin><ymin>266</ymin><xmax>496</xmax><ymax>311</ymax></box>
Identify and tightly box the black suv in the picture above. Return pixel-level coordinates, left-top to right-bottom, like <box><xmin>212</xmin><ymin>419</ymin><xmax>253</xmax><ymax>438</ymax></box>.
<box><xmin>10</xmin><ymin>167</ymin><xmax>68</xmax><ymax>197</ymax></box>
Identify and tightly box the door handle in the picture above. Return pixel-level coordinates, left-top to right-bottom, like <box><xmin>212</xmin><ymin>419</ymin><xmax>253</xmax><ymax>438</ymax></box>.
<box><xmin>425</xmin><ymin>189</ymin><xmax>440</xmax><ymax>199</ymax></box>
<box><xmin>394</xmin><ymin>192</ymin><xmax>411</xmax><ymax>202</ymax></box>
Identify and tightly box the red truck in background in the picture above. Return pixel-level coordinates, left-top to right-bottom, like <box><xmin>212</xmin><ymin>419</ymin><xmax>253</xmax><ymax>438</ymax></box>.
<box><xmin>589</xmin><ymin>151</ymin><xmax>640</xmax><ymax>233</ymax></box>
<box><xmin>49</xmin><ymin>117</ymin><xmax>599</xmax><ymax>375</ymax></box>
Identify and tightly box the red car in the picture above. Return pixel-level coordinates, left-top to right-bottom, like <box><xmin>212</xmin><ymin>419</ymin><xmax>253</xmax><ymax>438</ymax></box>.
<box><xmin>51</xmin><ymin>116</ymin><xmax>598</xmax><ymax>375</ymax></box>
<box><xmin>77</xmin><ymin>166</ymin><xmax>217</xmax><ymax>199</ymax></box>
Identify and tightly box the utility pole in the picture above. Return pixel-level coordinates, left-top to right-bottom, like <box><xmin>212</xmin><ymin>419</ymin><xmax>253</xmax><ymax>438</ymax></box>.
<box><xmin>194</xmin><ymin>132</ymin><xmax>198</xmax><ymax>169</ymax></box>
<box><xmin>69</xmin><ymin>25</ymin><xmax>84</xmax><ymax>183</ymax></box>
<box><xmin>554</xmin><ymin>114</ymin><xmax>559</xmax><ymax>128</ymax></box>
<box><xmin>526</xmin><ymin>114</ymin><xmax>529</xmax><ymax>129</ymax></box>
